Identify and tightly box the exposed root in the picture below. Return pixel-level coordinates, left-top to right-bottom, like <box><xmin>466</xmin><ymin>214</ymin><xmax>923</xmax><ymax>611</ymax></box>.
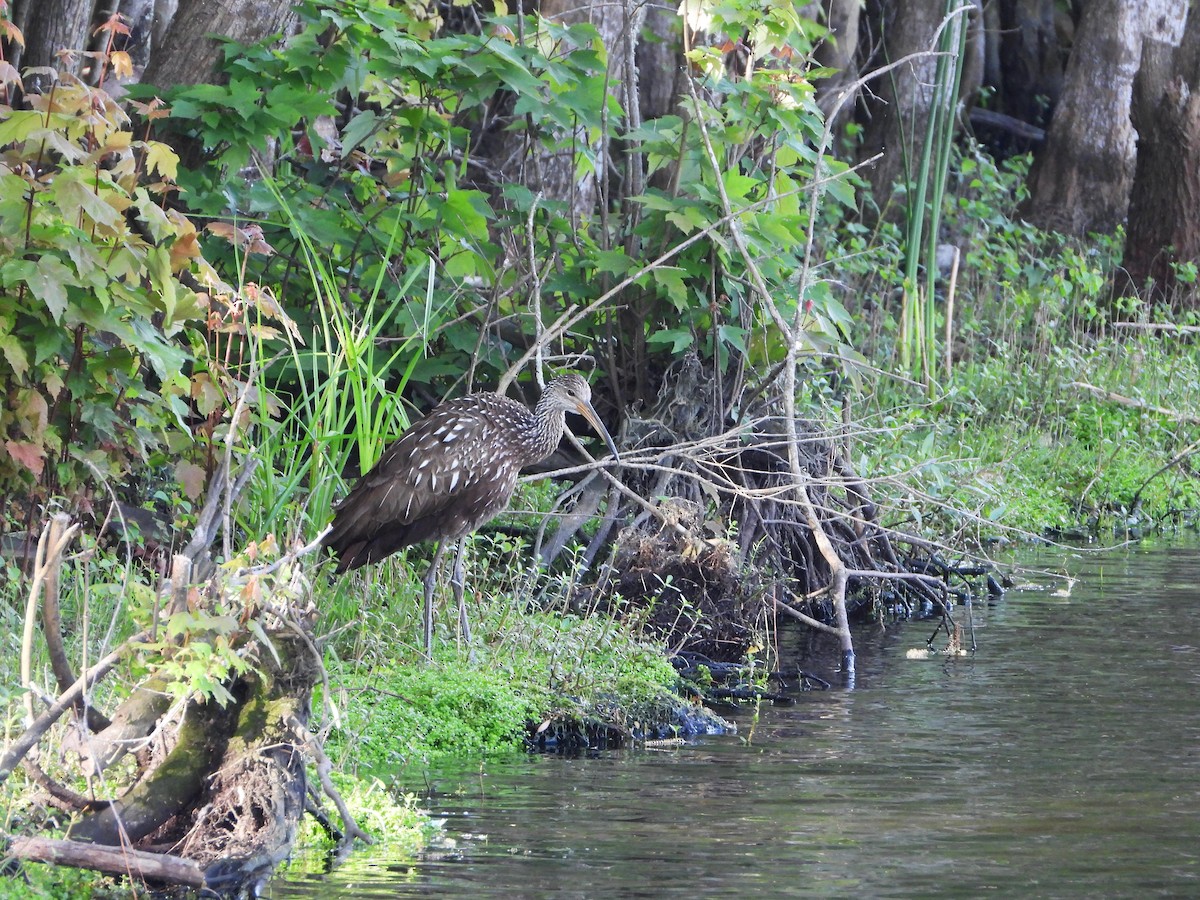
<box><xmin>550</xmin><ymin>354</ymin><xmax>966</xmax><ymax>666</ymax></box>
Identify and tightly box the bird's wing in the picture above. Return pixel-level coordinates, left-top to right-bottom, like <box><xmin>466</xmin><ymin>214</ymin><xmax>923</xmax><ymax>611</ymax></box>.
<box><xmin>326</xmin><ymin>399</ymin><xmax>521</xmax><ymax>561</ymax></box>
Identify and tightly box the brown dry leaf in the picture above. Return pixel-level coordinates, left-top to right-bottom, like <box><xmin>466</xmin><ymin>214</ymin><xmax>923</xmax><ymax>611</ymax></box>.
<box><xmin>206</xmin><ymin>221</ymin><xmax>275</xmax><ymax>256</ymax></box>
<box><xmin>4</xmin><ymin>440</ymin><xmax>46</xmax><ymax>477</ymax></box>
<box><xmin>169</xmin><ymin>231</ymin><xmax>201</xmax><ymax>270</ymax></box>
<box><xmin>175</xmin><ymin>460</ymin><xmax>207</xmax><ymax>500</ymax></box>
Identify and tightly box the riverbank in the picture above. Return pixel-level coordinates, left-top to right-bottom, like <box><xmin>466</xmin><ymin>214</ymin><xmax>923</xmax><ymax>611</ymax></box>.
<box><xmin>864</xmin><ymin>332</ymin><xmax>1200</xmax><ymax>541</ymax></box>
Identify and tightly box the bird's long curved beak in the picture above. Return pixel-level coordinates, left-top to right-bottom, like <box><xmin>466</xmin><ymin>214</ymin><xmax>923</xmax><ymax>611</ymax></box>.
<box><xmin>574</xmin><ymin>400</ymin><xmax>620</xmax><ymax>462</ymax></box>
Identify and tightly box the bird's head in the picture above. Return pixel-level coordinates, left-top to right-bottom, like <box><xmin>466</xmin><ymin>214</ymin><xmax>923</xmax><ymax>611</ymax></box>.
<box><xmin>541</xmin><ymin>374</ymin><xmax>619</xmax><ymax>461</ymax></box>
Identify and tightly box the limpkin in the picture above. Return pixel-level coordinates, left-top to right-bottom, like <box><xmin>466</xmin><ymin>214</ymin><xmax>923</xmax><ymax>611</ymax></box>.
<box><xmin>323</xmin><ymin>373</ymin><xmax>619</xmax><ymax>656</ymax></box>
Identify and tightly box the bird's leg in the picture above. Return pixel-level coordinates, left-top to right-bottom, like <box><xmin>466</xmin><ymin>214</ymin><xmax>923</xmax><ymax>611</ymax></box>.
<box><xmin>423</xmin><ymin>541</ymin><xmax>447</xmax><ymax>661</ymax></box>
<box><xmin>452</xmin><ymin>536</ymin><xmax>471</xmax><ymax>646</ymax></box>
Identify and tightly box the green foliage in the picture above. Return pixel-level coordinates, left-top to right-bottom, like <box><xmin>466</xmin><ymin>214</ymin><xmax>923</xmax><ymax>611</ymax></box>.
<box><xmin>0</xmin><ymin>862</ymin><xmax>111</xmax><ymax>899</ymax></box>
<box><xmin>147</xmin><ymin>0</ymin><xmax>615</xmax><ymax>394</ymax></box>
<box><xmin>941</xmin><ymin>147</ymin><xmax>1124</xmax><ymax>350</ymax></box>
<box><xmin>863</xmin><ymin>334</ymin><xmax>1200</xmax><ymax>538</ymax></box>
<box><xmin>139</xmin><ymin>0</ymin><xmax>862</xmax><ymax>427</ymax></box>
<box><xmin>620</xmin><ymin>7</ymin><xmax>858</xmax><ymax>379</ymax></box>
<box><xmin>289</xmin><ymin>775</ymin><xmax>433</xmax><ymax>862</ymax></box>
<box><xmin>321</xmin><ymin>533</ymin><xmax>681</xmax><ymax>767</ymax></box>
<box><xmin>0</xmin><ymin>70</ymin><xmax>218</xmax><ymax>507</ymax></box>
<box><xmin>895</xmin><ymin>0</ymin><xmax>972</xmax><ymax>384</ymax></box>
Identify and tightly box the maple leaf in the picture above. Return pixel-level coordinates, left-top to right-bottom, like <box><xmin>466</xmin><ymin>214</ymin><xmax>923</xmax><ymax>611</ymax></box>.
<box><xmin>129</xmin><ymin>96</ymin><xmax>171</xmax><ymax>120</ymax></box>
<box><xmin>27</xmin><ymin>255</ymin><xmax>73</xmax><ymax>323</ymax></box>
<box><xmin>143</xmin><ymin>140</ymin><xmax>178</xmax><ymax>180</ymax></box>
<box><xmin>175</xmin><ymin>460</ymin><xmax>207</xmax><ymax>500</ymax></box>
<box><xmin>4</xmin><ymin>440</ymin><xmax>46</xmax><ymax>477</ymax></box>
<box><xmin>0</xmin><ymin>60</ymin><xmax>22</xmax><ymax>90</ymax></box>
<box><xmin>109</xmin><ymin>50</ymin><xmax>133</xmax><ymax>80</ymax></box>
<box><xmin>92</xmin><ymin>12</ymin><xmax>131</xmax><ymax>38</ymax></box>
<box><xmin>1</xmin><ymin>18</ymin><xmax>25</xmax><ymax>48</ymax></box>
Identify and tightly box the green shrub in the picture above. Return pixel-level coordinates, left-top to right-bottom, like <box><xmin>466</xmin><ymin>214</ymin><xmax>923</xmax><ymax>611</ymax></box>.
<box><xmin>0</xmin><ymin>69</ymin><xmax>216</xmax><ymax>509</ymax></box>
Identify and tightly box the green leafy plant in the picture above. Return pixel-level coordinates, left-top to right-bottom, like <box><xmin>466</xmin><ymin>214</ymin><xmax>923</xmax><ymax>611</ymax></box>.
<box><xmin>0</xmin><ymin>23</ymin><xmax>222</xmax><ymax>517</ymax></box>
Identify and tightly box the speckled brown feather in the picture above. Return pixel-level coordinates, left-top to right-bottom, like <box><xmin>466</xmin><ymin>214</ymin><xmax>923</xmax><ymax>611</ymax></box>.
<box><xmin>323</xmin><ymin>374</ymin><xmax>615</xmax><ymax>572</ymax></box>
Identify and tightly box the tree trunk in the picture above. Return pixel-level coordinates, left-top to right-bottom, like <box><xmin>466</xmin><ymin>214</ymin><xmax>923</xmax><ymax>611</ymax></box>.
<box><xmin>636</xmin><ymin>5</ymin><xmax>686</xmax><ymax>123</ymax></box>
<box><xmin>813</xmin><ymin>0</ymin><xmax>863</xmax><ymax>132</ymax></box>
<box><xmin>1020</xmin><ymin>0</ymin><xmax>1184</xmax><ymax>236</ymax></box>
<box><xmin>996</xmin><ymin>0</ymin><xmax>1068</xmax><ymax>133</ymax></box>
<box><xmin>140</xmin><ymin>0</ymin><xmax>295</xmax><ymax>89</ymax></box>
<box><xmin>1124</xmin><ymin>7</ymin><xmax>1200</xmax><ymax>304</ymax></box>
<box><xmin>856</xmin><ymin>0</ymin><xmax>947</xmax><ymax>212</ymax></box>
<box><xmin>17</xmin><ymin>0</ymin><xmax>95</xmax><ymax>90</ymax></box>
<box><xmin>500</xmin><ymin>0</ymin><xmax>638</xmax><ymax>223</ymax></box>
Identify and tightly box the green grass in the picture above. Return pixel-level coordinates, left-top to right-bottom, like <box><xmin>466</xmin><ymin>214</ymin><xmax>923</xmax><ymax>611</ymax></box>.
<box><xmin>322</xmin><ymin>577</ymin><xmax>683</xmax><ymax>771</ymax></box>
<box><xmin>859</xmin><ymin>333</ymin><xmax>1200</xmax><ymax>539</ymax></box>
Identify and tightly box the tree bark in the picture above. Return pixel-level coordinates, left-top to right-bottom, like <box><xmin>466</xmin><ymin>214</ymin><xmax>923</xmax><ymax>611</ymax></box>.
<box><xmin>813</xmin><ymin>0</ymin><xmax>863</xmax><ymax>132</ymax></box>
<box><xmin>1020</xmin><ymin>0</ymin><xmax>1184</xmax><ymax>236</ymax></box>
<box><xmin>1124</xmin><ymin>6</ymin><xmax>1200</xmax><ymax>303</ymax></box>
<box><xmin>17</xmin><ymin>0</ymin><xmax>95</xmax><ymax>90</ymax></box>
<box><xmin>502</xmin><ymin>0</ymin><xmax>638</xmax><ymax>223</ymax></box>
<box><xmin>996</xmin><ymin>0</ymin><xmax>1068</xmax><ymax>133</ymax></box>
<box><xmin>636</xmin><ymin>4</ymin><xmax>686</xmax><ymax>123</ymax></box>
<box><xmin>6</xmin><ymin>838</ymin><xmax>206</xmax><ymax>888</ymax></box>
<box><xmin>66</xmin><ymin>691</ymin><xmax>238</xmax><ymax>845</ymax></box>
<box><xmin>856</xmin><ymin>0</ymin><xmax>946</xmax><ymax>212</ymax></box>
<box><xmin>140</xmin><ymin>0</ymin><xmax>295</xmax><ymax>90</ymax></box>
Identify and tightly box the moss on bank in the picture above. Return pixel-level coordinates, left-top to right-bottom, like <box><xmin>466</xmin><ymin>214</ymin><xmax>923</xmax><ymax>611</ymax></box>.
<box><xmin>325</xmin><ymin>605</ymin><xmax>685</xmax><ymax>772</ymax></box>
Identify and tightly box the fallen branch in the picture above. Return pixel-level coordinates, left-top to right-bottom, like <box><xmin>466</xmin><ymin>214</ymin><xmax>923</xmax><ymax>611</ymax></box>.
<box><xmin>1070</xmin><ymin>380</ymin><xmax>1200</xmax><ymax>425</ymax></box>
<box><xmin>5</xmin><ymin>836</ymin><xmax>205</xmax><ymax>888</ymax></box>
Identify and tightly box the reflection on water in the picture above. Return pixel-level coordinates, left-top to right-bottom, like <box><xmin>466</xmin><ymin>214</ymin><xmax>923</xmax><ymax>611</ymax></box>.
<box><xmin>274</xmin><ymin>542</ymin><xmax>1200</xmax><ymax>898</ymax></box>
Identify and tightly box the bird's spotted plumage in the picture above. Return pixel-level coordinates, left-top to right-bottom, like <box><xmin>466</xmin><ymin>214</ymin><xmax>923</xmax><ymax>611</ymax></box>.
<box><xmin>323</xmin><ymin>374</ymin><xmax>616</xmax><ymax>573</ymax></box>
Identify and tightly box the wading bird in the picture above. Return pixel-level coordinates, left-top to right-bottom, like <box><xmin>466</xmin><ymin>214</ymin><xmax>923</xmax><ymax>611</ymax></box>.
<box><xmin>324</xmin><ymin>373</ymin><xmax>618</xmax><ymax>656</ymax></box>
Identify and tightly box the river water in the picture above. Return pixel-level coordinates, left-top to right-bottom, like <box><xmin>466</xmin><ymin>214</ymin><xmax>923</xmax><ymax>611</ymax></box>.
<box><xmin>275</xmin><ymin>541</ymin><xmax>1200</xmax><ymax>897</ymax></box>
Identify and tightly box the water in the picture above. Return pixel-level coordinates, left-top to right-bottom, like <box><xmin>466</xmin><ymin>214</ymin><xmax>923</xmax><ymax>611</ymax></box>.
<box><xmin>275</xmin><ymin>542</ymin><xmax>1200</xmax><ymax>897</ymax></box>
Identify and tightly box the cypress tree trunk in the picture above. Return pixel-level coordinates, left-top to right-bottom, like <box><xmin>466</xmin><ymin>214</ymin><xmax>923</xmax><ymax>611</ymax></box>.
<box><xmin>1124</xmin><ymin>9</ymin><xmax>1200</xmax><ymax>305</ymax></box>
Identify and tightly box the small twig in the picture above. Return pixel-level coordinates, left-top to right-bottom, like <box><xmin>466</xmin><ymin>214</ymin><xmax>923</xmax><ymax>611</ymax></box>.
<box><xmin>1130</xmin><ymin>435</ymin><xmax>1200</xmax><ymax>512</ymax></box>
<box><xmin>22</xmin><ymin>756</ymin><xmax>92</xmax><ymax>811</ymax></box>
<box><xmin>290</xmin><ymin>717</ymin><xmax>373</xmax><ymax>847</ymax></box>
<box><xmin>237</xmin><ymin>526</ymin><xmax>332</xmax><ymax>578</ymax></box>
<box><xmin>1110</xmin><ymin>322</ymin><xmax>1200</xmax><ymax>334</ymax></box>
<box><xmin>182</xmin><ymin>456</ymin><xmax>229</xmax><ymax>562</ymax></box>
<box><xmin>21</xmin><ymin>517</ymin><xmax>83</xmax><ymax>725</ymax></box>
<box><xmin>1069</xmin><ymin>380</ymin><xmax>1200</xmax><ymax>426</ymax></box>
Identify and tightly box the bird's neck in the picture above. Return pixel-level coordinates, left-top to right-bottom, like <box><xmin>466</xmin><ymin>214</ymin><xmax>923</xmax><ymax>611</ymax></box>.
<box><xmin>524</xmin><ymin>402</ymin><xmax>567</xmax><ymax>462</ymax></box>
